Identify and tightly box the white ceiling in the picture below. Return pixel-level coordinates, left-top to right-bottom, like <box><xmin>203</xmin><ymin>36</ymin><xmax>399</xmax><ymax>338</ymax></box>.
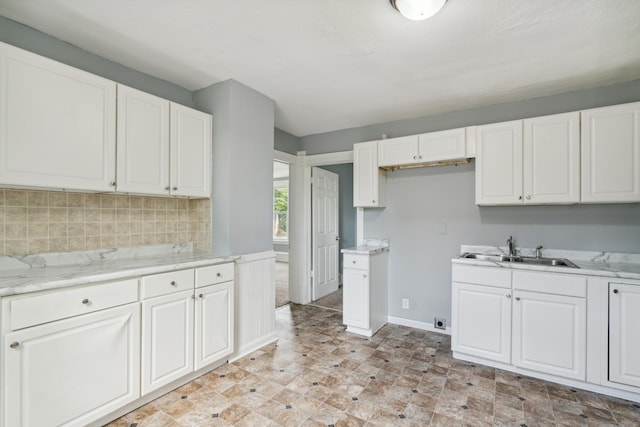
<box><xmin>1</xmin><ymin>0</ymin><xmax>639</xmax><ymax>137</ymax></box>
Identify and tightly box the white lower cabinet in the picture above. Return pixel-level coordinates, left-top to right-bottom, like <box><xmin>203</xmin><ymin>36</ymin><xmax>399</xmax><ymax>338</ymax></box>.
<box><xmin>342</xmin><ymin>251</ymin><xmax>388</xmax><ymax>337</ymax></box>
<box><xmin>141</xmin><ymin>290</ymin><xmax>194</xmax><ymax>395</ymax></box>
<box><xmin>452</xmin><ymin>265</ymin><xmax>587</xmax><ymax>381</ymax></box>
<box><xmin>195</xmin><ymin>281</ymin><xmax>234</xmax><ymax>369</ymax></box>
<box><xmin>512</xmin><ymin>290</ymin><xmax>586</xmax><ymax>380</ymax></box>
<box><xmin>451</xmin><ymin>282</ymin><xmax>511</xmax><ymax>364</ymax></box>
<box><xmin>608</xmin><ymin>282</ymin><xmax>640</xmax><ymax>388</ymax></box>
<box><xmin>3</xmin><ymin>303</ymin><xmax>140</xmax><ymax>427</ymax></box>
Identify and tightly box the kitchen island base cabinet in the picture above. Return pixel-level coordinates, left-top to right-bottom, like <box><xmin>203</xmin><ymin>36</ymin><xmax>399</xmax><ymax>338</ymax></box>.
<box><xmin>3</xmin><ymin>304</ymin><xmax>140</xmax><ymax>427</ymax></box>
<box><xmin>342</xmin><ymin>251</ymin><xmax>388</xmax><ymax>337</ymax></box>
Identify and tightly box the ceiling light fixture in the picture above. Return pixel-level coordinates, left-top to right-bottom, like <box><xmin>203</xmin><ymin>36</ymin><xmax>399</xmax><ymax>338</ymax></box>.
<box><xmin>390</xmin><ymin>0</ymin><xmax>447</xmax><ymax>21</ymax></box>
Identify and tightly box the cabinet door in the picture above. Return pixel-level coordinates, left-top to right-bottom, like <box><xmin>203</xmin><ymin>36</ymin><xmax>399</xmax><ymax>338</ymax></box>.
<box><xmin>194</xmin><ymin>281</ymin><xmax>234</xmax><ymax>370</ymax></box>
<box><xmin>170</xmin><ymin>103</ymin><xmax>212</xmax><ymax>198</ymax></box>
<box><xmin>512</xmin><ymin>290</ymin><xmax>586</xmax><ymax>380</ymax></box>
<box><xmin>141</xmin><ymin>290</ymin><xmax>194</xmax><ymax>395</ymax></box>
<box><xmin>581</xmin><ymin>102</ymin><xmax>640</xmax><ymax>203</ymax></box>
<box><xmin>3</xmin><ymin>304</ymin><xmax>140</xmax><ymax>427</ymax></box>
<box><xmin>353</xmin><ymin>141</ymin><xmax>386</xmax><ymax>207</ymax></box>
<box><xmin>451</xmin><ymin>282</ymin><xmax>511</xmax><ymax>363</ymax></box>
<box><xmin>0</xmin><ymin>42</ymin><xmax>116</xmax><ymax>192</ymax></box>
<box><xmin>343</xmin><ymin>268</ymin><xmax>370</xmax><ymax>330</ymax></box>
<box><xmin>609</xmin><ymin>283</ymin><xmax>640</xmax><ymax>388</ymax></box>
<box><xmin>475</xmin><ymin>120</ymin><xmax>523</xmax><ymax>205</ymax></box>
<box><xmin>523</xmin><ymin>112</ymin><xmax>580</xmax><ymax>204</ymax></box>
<box><xmin>377</xmin><ymin>135</ymin><xmax>419</xmax><ymax>166</ymax></box>
<box><xmin>418</xmin><ymin>128</ymin><xmax>466</xmax><ymax>162</ymax></box>
<box><xmin>116</xmin><ymin>85</ymin><xmax>170</xmax><ymax>195</ymax></box>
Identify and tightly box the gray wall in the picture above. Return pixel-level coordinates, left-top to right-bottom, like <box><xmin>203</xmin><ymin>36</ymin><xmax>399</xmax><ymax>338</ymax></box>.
<box><xmin>194</xmin><ymin>79</ymin><xmax>275</xmax><ymax>256</ymax></box>
<box><xmin>302</xmin><ymin>80</ymin><xmax>640</xmax><ymax>328</ymax></box>
<box><xmin>318</xmin><ymin>164</ymin><xmax>356</xmax><ymax>272</ymax></box>
<box><xmin>0</xmin><ymin>16</ymin><xmax>194</xmax><ymax>107</ymax></box>
<box><xmin>365</xmin><ymin>164</ymin><xmax>640</xmax><ymax>326</ymax></box>
<box><xmin>300</xmin><ymin>79</ymin><xmax>640</xmax><ymax>154</ymax></box>
<box><xmin>275</xmin><ymin>128</ymin><xmax>300</xmax><ymax>154</ymax></box>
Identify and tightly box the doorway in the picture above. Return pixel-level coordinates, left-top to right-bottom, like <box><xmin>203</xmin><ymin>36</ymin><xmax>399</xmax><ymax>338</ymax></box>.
<box><xmin>273</xmin><ymin>160</ymin><xmax>290</xmax><ymax>308</ymax></box>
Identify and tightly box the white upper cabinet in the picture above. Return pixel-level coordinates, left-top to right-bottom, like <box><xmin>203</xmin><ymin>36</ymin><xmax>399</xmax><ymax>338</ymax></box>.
<box><xmin>377</xmin><ymin>135</ymin><xmax>419</xmax><ymax>167</ymax></box>
<box><xmin>581</xmin><ymin>102</ymin><xmax>640</xmax><ymax>203</ymax></box>
<box><xmin>117</xmin><ymin>87</ymin><xmax>211</xmax><ymax>198</ymax></box>
<box><xmin>475</xmin><ymin>120</ymin><xmax>524</xmax><ymax>205</ymax></box>
<box><xmin>0</xmin><ymin>41</ymin><xmax>116</xmax><ymax>192</ymax></box>
<box><xmin>476</xmin><ymin>113</ymin><xmax>580</xmax><ymax>205</ymax></box>
<box><xmin>170</xmin><ymin>103</ymin><xmax>212</xmax><ymax>198</ymax></box>
<box><xmin>353</xmin><ymin>141</ymin><xmax>386</xmax><ymax>207</ymax></box>
<box><xmin>418</xmin><ymin>128</ymin><xmax>467</xmax><ymax>163</ymax></box>
<box><xmin>523</xmin><ymin>112</ymin><xmax>580</xmax><ymax>204</ymax></box>
<box><xmin>377</xmin><ymin>129</ymin><xmax>467</xmax><ymax>167</ymax></box>
<box><xmin>117</xmin><ymin>85</ymin><xmax>170</xmax><ymax>195</ymax></box>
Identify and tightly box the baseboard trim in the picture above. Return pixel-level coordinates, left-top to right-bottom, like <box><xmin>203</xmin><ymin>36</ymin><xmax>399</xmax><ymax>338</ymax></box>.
<box><xmin>388</xmin><ymin>315</ymin><xmax>452</xmax><ymax>336</ymax></box>
<box><xmin>229</xmin><ymin>332</ymin><xmax>279</xmax><ymax>362</ymax></box>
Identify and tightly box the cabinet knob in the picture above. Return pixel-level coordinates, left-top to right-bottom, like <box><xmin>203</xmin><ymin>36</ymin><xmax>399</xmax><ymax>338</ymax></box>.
<box><xmin>199</xmin><ymin>293</ymin><xmax>204</xmax><ymax>298</ymax></box>
<box><xmin>518</xmin><ymin>196</ymin><xmax>522</xmax><ymax>200</ymax></box>
<box><xmin>9</xmin><ymin>342</ymin><xmax>19</xmax><ymax>349</ymax></box>
<box><xmin>216</xmin><ymin>272</ymin><xmax>222</xmax><ymax>277</ymax></box>
<box><xmin>506</xmin><ymin>294</ymin><xmax>511</xmax><ymax>299</ymax></box>
<box><xmin>419</xmin><ymin>155</ymin><xmax>422</xmax><ymax>160</ymax></box>
<box><xmin>613</xmin><ymin>289</ymin><xmax>619</xmax><ymax>294</ymax></box>
<box><xmin>170</xmin><ymin>281</ymin><xmax>177</xmax><ymax>286</ymax></box>
<box><xmin>363</xmin><ymin>274</ymin><xmax>367</xmax><ymax>278</ymax></box>
<box><xmin>82</xmin><ymin>298</ymin><xmax>90</xmax><ymax>305</ymax></box>
<box><xmin>191</xmin><ymin>294</ymin><xmax>195</xmax><ymax>299</ymax></box>
<box><xmin>352</xmin><ymin>260</ymin><xmax>356</xmax><ymax>264</ymax></box>
<box><xmin>165</xmin><ymin>186</ymin><xmax>170</xmax><ymax>191</ymax></box>
<box><xmin>372</xmin><ymin>200</ymin><xmax>375</xmax><ymax>203</ymax></box>
<box><xmin>109</xmin><ymin>181</ymin><xmax>116</xmax><ymax>187</ymax></box>
<box><xmin>172</xmin><ymin>187</ymin><xmax>178</xmax><ymax>191</ymax></box>
<box><xmin>413</xmin><ymin>155</ymin><xmax>417</xmax><ymax>160</ymax></box>
<box><xmin>515</xmin><ymin>297</ymin><xmax>521</xmax><ymax>301</ymax></box>
<box><xmin>526</xmin><ymin>195</ymin><xmax>531</xmax><ymax>200</ymax></box>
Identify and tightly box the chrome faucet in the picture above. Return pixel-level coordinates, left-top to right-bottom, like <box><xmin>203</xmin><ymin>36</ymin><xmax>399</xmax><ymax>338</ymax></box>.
<box><xmin>507</xmin><ymin>236</ymin><xmax>516</xmax><ymax>257</ymax></box>
<box><xmin>535</xmin><ymin>245</ymin><xmax>543</xmax><ymax>259</ymax></box>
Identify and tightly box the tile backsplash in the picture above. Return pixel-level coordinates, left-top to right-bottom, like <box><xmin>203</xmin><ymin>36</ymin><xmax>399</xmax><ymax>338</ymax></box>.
<box><xmin>0</xmin><ymin>189</ymin><xmax>211</xmax><ymax>256</ymax></box>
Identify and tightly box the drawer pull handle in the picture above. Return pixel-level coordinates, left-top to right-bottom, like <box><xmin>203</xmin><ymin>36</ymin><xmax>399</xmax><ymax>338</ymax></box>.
<box><xmin>170</xmin><ymin>281</ymin><xmax>177</xmax><ymax>286</ymax></box>
<box><xmin>9</xmin><ymin>342</ymin><xmax>19</xmax><ymax>349</ymax></box>
<box><xmin>199</xmin><ymin>293</ymin><xmax>204</xmax><ymax>298</ymax></box>
<box><xmin>613</xmin><ymin>289</ymin><xmax>619</xmax><ymax>294</ymax></box>
<box><xmin>82</xmin><ymin>298</ymin><xmax>90</xmax><ymax>305</ymax></box>
<box><xmin>216</xmin><ymin>272</ymin><xmax>222</xmax><ymax>277</ymax></box>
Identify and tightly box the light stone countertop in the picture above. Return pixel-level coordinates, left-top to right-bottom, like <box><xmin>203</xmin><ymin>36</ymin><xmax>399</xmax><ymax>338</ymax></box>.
<box><xmin>453</xmin><ymin>245</ymin><xmax>640</xmax><ymax>281</ymax></box>
<box><xmin>341</xmin><ymin>238</ymin><xmax>390</xmax><ymax>255</ymax></box>
<box><xmin>0</xmin><ymin>244</ymin><xmax>238</xmax><ymax>297</ymax></box>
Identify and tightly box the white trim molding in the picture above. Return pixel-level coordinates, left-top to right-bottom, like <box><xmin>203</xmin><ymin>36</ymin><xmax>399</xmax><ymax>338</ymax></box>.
<box><xmin>388</xmin><ymin>315</ymin><xmax>452</xmax><ymax>336</ymax></box>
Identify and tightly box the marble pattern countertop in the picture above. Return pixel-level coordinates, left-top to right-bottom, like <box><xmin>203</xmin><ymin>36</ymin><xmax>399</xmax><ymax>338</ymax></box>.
<box><xmin>0</xmin><ymin>244</ymin><xmax>238</xmax><ymax>297</ymax></box>
<box><xmin>341</xmin><ymin>238</ymin><xmax>390</xmax><ymax>255</ymax></box>
<box><xmin>453</xmin><ymin>244</ymin><xmax>640</xmax><ymax>281</ymax></box>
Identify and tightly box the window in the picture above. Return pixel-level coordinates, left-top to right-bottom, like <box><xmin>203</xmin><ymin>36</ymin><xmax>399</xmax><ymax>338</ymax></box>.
<box><xmin>273</xmin><ymin>180</ymin><xmax>288</xmax><ymax>242</ymax></box>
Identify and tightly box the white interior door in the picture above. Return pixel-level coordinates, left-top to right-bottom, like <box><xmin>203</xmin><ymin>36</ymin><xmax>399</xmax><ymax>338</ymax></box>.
<box><xmin>312</xmin><ymin>167</ymin><xmax>339</xmax><ymax>300</ymax></box>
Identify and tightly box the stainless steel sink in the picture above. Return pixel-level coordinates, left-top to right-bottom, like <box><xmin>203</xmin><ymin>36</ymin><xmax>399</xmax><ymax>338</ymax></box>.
<box><xmin>459</xmin><ymin>252</ymin><xmax>579</xmax><ymax>268</ymax></box>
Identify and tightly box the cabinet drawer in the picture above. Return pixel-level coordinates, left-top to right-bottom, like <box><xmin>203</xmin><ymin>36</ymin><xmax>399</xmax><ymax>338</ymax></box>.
<box><xmin>9</xmin><ymin>279</ymin><xmax>138</xmax><ymax>330</ymax></box>
<box><xmin>141</xmin><ymin>269</ymin><xmax>194</xmax><ymax>299</ymax></box>
<box><xmin>343</xmin><ymin>254</ymin><xmax>369</xmax><ymax>271</ymax></box>
<box><xmin>452</xmin><ymin>264</ymin><xmax>511</xmax><ymax>288</ymax></box>
<box><xmin>513</xmin><ymin>271</ymin><xmax>586</xmax><ymax>297</ymax></box>
<box><xmin>195</xmin><ymin>263</ymin><xmax>234</xmax><ymax>288</ymax></box>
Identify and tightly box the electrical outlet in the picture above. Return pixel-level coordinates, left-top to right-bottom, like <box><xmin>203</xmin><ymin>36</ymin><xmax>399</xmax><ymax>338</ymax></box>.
<box><xmin>434</xmin><ymin>317</ymin><xmax>446</xmax><ymax>330</ymax></box>
<box><xmin>402</xmin><ymin>298</ymin><xmax>409</xmax><ymax>309</ymax></box>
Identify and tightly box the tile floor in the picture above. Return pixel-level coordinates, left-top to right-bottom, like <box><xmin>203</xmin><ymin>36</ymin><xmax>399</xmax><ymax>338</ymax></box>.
<box><xmin>107</xmin><ymin>304</ymin><xmax>640</xmax><ymax>426</ymax></box>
